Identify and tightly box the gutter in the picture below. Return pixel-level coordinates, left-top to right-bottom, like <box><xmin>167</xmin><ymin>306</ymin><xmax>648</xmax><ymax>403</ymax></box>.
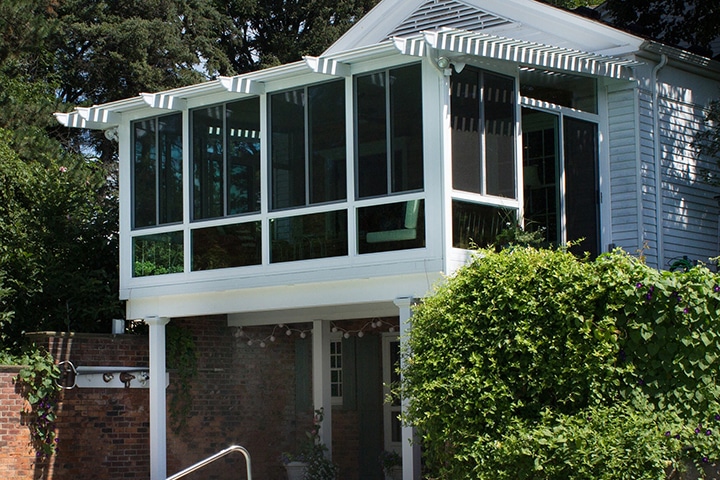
<box><xmin>652</xmin><ymin>53</ymin><xmax>668</xmax><ymax>268</ymax></box>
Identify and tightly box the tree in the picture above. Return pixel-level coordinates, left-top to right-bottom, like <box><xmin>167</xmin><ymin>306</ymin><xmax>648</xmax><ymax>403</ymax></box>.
<box><xmin>602</xmin><ymin>0</ymin><xmax>720</xmax><ymax>58</ymax></box>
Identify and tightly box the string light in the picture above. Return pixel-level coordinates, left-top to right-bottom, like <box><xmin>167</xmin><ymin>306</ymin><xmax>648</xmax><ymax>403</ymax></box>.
<box><xmin>236</xmin><ymin>318</ymin><xmax>399</xmax><ymax>348</ymax></box>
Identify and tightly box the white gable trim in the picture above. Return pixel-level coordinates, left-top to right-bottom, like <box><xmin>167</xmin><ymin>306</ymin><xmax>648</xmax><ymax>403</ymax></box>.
<box><xmin>393</xmin><ymin>28</ymin><xmax>639</xmax><ymax>80</ymax></box>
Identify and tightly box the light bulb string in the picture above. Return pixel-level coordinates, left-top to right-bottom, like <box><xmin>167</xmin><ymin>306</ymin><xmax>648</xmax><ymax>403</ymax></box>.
<box><xmin>234</xmin><ymin>318</ymin><xmax>398</xmax><ymax>347</ymax></box>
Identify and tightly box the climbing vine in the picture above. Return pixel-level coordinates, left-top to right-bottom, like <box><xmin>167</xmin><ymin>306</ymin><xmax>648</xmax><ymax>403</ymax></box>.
<box><xmin>1</xmin><ymin>347</ymin><xmax>61</xmax><ymax>459</ymax></box>
<box><xmin>166</xmin><ymin>323</ymin><xmax>198</xmax><ymax>432</ymax></box>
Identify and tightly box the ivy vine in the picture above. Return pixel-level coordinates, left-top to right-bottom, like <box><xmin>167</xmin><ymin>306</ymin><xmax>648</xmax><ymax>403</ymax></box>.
<box><xmin>166</xmin><ymin>323</ymin><xmax>198</xmax><ymax>432</ymax></box>
<box><xmin>3</xmin><ymin>347</ymin><xmax>62</xmax><ymax>459</ymax></box>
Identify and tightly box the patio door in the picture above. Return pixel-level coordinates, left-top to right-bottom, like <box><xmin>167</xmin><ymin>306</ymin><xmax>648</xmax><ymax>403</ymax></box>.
<box><xmin>521</xmin><ymin>108</ymin><xmax>599</xmax><ymax>256</ymax></box>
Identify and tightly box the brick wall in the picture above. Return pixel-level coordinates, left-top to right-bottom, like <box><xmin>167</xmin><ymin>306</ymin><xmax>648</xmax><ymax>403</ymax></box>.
<box><xmin>1</xmin><ymin>316</ymin><xmax>398</xmax><ymax>480</ymax></box>
<box><xmin>0</xmin><ymin>367</ymin><xmax>37</xmax><ymax>480</ymax></box>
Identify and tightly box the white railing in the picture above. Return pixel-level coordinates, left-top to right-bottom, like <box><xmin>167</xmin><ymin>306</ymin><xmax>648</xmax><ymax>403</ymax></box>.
<box><xmin>166</xmin><ymin>445</ymin><xmax>252</xmax><ymax>480</ymax></box>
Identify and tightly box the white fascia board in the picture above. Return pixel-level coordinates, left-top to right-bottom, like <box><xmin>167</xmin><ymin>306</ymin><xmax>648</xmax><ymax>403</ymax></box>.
<box><xmin>125</xmin><ymin>271</ymin><xmax>444</xmax><ymax>322</ymax></box>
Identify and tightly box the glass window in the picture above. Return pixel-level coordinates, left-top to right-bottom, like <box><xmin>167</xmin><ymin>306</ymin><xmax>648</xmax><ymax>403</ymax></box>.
<box><xmin>270</xmin><ymin>210</ymin><xmax>348</xmax><ymax>263</ymax></box>
<box><xmin>133</xmin><ymin>231</ymin><xmax>183</xmax><ymax>277</ymax></box>
<box><xmin>451</xmin><ymin>67</ymin><xmax>516</xmax><ymax>198</ymax></box>
<box><xmin>330</xmin><ymin>338</ymin><xmax>343</xmax><ymax>403</ymax></box>
<box><xmin>356</xmin><ymin>64</ymin><xmax>424</xmax><ymax>199</ymax></box>
<box><xmin>358</xmin><ymin>200</ymin><xmax>425</xmax><ymax>254</ymax></box>
<box><xmin>191</xmin><ymin>222</ymin><xmax>261</xmax><ymax>271</ymax></box>
<box><xmin>192</xmin><ymin>98</ymin><xmax>261</xmax><ymax>220</ymax></box>
<box><xmin>452</xmin><ymin>200</ymin><xmax>515</xmax><ymax>249</ymax></box>
<box><xmin>132</xmin><ymin>113</ymin><xmax>183</xmax><ymax>228</ymax></box>
<box><xmin>520</xmin><ymin>68</ymin><xmax>597</xmax><ymax>113</ymax></box>
<box><xmin>271</xmin><ymin>80</ymin><xmax>346</xmax><ymax>210</ymax></box>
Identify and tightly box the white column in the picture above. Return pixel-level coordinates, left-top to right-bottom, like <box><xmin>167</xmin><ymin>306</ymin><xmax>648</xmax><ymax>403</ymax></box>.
<box><xmin>312</xmin><ymin>319</ymin><xmax>332</xmax><ymax>457</ymax></box>
<box><xmin>395</xmin><ymin>296</ymin><xmax>420</xmax><ymax>480</ymax></box>
<box><xmin>146</xmin><ymin>316</ymin><xmax>170</xmax><ymax>480</ymax></box>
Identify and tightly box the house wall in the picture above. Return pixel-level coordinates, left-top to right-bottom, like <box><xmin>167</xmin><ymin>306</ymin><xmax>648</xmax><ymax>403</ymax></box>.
<box><xmin>630</xmin><ymin>60</ymin><xmax>720</xmax><ymax>269</ymax></box>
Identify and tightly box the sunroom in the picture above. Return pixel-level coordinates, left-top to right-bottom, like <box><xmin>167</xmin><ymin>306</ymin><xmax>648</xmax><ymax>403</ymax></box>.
<box><xmin>57</xmin><ymin>25</ymin><xmax>637</xmax><ymax>480</ymax></box>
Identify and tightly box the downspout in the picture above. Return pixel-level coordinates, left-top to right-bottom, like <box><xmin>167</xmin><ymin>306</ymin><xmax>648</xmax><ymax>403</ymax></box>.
<box><xmin>652</xmin><ymin>54</ymin><xmax>668</xmax><ymax>268</ymax></box>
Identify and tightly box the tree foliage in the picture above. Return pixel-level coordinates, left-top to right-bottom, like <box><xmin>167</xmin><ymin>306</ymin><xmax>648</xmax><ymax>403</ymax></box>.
<box><xmin>401</xmin><ymin>247</ymin><xmax>720</xmax><ymax>478</ymax></box>
<box><xmin>602</xmin><ymin>0</ymin><xmax>720</xmax><ymax>58</ymax></box>
<box><xmin>0</xmin><ymin>0</ymin><xmax>377</xmax><ymax>349</ymax></box>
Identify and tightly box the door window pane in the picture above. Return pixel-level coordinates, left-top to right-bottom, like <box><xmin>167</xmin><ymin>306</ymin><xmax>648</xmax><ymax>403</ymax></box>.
<box><xmin>564</xmin><ymin>117</ymin><xmax>599</xmax><ymax>257</ymax></box>
<box><xmin>522</xmin><ymin>109</ymin><xmax>559</xmax><ymax>244</ymax></box>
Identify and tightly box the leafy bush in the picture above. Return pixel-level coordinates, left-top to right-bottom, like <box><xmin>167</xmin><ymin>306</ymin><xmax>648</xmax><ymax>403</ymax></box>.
<box><xmin>401</xmin><ymin>247</ymin><xmax>720</xmax><ymax>479</ymax></box>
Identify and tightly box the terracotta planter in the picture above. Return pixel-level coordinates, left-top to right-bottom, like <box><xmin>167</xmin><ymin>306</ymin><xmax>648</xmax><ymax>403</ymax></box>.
<box><xmin>285</xmin><ymin>461</ymin><xmax>308</xmax><ymax>480</ymax></box>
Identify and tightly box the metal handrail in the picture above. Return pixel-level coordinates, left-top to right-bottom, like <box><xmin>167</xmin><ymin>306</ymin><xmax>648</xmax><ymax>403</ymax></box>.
<box><xmin>166</xmin><ymin>445</ymin><xmax>252</xmax><ymax>480</ymax></box>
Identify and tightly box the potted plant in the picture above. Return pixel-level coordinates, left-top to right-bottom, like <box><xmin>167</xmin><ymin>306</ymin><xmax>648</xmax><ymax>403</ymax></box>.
<box><xmin>379</xmin><ymin>450</ymin><xmax>402</xmax><ymax>480</ymax></box>
<box><xmin>281</xmin><ymin>408</ymin><xmax>338</xmax><ymax>480</ymax></box>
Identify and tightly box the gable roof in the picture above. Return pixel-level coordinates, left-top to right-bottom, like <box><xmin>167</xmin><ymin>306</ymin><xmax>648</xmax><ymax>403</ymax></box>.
<box><xmin>326</xmin><ymin>0</ymin><xmax>643</xmax><ymax>57</ymax></box>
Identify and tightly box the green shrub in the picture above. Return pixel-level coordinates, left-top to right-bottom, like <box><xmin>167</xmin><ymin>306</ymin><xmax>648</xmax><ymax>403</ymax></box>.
<box><xmin>401</xmin><ymin>248</ymin><xmax>720</xmax><ymax>479</ymax></box>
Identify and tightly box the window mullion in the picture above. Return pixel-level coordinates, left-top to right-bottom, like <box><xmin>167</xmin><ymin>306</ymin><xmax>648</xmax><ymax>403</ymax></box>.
<box><xmin>479</xmin><ymin>71</ymin><xmax>487</xmax><ymax>196</ymax></box>
<box><xmin>155</xmin><ymin>119</ymin><xmax>160</xmax><ymax>226</ymax></box>
<box><xmin>305</xmin><ymin>86</ymin><xmax>311</xmax><ymax>206</ymax></box>
<box><xmin>223</xmin><ymin>104</ymin><xmax>228</xmax><ymax>217</ymax></box>
<box><xmin>385</xmin><ymin>69</ymin><xmax>392</xmax><ymax>195</ymax></box>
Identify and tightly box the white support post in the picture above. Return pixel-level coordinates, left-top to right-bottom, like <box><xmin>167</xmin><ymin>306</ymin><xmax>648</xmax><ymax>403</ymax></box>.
<box><xmin>312</xmin><ymin>320</ymin><xmax>332</xmax><ymax>457</ymax></box>
<box><xmin>146</xmin><ymin>316</ymin><xmax>170</xmax><ymax>480</ymax></box>
<box><xmin>395</xmin><ymin>296</ymin><xmax>420</xmax><ymax>480</ymax></box>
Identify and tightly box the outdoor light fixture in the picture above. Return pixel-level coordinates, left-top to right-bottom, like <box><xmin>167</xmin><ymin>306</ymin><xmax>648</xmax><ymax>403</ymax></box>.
<box><xmin>436</xmin><ymin>56</ymin><xmax>451</xmax><ymax>69</ymax></box>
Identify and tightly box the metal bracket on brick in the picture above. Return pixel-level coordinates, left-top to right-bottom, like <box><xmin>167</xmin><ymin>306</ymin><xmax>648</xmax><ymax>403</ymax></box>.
<box><xmin>57</xmin><ymin>360</ymin><xmax>168</xmax><ymax>389</ymax></box>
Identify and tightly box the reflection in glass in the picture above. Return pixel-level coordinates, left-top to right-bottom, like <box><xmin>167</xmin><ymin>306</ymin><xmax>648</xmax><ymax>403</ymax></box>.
<box><xmin>358</xmin><ymin>200</ymin><xmax>425</xmax><ymax>254</ymax></box>
<box><xmin>192</xmin><ymin>222</ymin><xmax>261</xmax><ymax>271</ymax></box>
<box><xmin>452</xmin><ymin>200</ymin><xmax>515</xmax><ymax>249</ymax></box>
<box><xmin>270</xmin><ymin>210</ymin><xmax>348</xmax><ymax>263</ymax></box>
<box><xmin>484</xmin><ymin>73</ymin><xmax>516</xmax><ymax>198</ymax></box>
<box><xmin>356</xmin><ymin>64</ymin><xmax>423</xmax><ymax>198</ymax></box>
<box><xmin>309</xmin><ymin>80</ymin><xmax>347</xmax><ymax>204</ymax></box>
<box><xmin>520</xmin><ymin>68</ymin><xmax>597</xmax><ymax>113</ymax></box>
<box><xmin>133</xmin><ymin>113</ymin><xmax>183</xmax><ymax>228</ymax></box>
<box><xmin>133</xmin><ymin>231</ymin><xmax>183</xmax><ymax>277</ymax></box>
<box><xmin>451</xmin><ymin>68</ymin><xmax>515</xmax><ymax>198</ymax></box>
<box><xmin>192</xmin><ymin>98</ymin><xmax>261</xmax><ymax>220</ymax></box>
<box><xmin>271</xmin><ymin>89</ymin><xmax>306</xmax><ymax>209</ymax></box>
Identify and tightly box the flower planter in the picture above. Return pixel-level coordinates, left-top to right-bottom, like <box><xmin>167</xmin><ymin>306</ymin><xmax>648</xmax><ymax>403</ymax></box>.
<box><xmin>385</xmin><ymin>465</ymin><xmax>402</xmax><ymax>480</ymax></box>
<box><xmin>285</xmin><ymin>461</ymin><xmax>308</xmax><ymax>480</ymax></box>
